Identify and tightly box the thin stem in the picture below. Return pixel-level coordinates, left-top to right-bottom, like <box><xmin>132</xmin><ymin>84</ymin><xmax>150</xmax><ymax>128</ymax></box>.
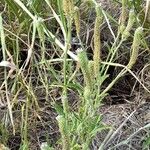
<box><xmin>100</xmin><ymin>68</ymin><xmax>127</xmax><ymax>98</ymax></box>
<box><xmin>104</xmin><ymin>38</ymin><xmax>124</xmax><ymax>76</ymax></box>
<box><xmin>62</xmin><ymin>17</ymin><xmax>72</xmax><ymax>116</ymax></box>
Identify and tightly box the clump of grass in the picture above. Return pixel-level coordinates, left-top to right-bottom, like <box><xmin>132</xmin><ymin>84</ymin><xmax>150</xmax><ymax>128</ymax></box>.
<box><xmin>0</xmin><ymin>0</ymin><xmax>149</xmax><ymax>149</ymax></box>
<box><xmin>0</xmin><ymin>123</ymin><xmax>8</xmax><ymax>145</ymax></box>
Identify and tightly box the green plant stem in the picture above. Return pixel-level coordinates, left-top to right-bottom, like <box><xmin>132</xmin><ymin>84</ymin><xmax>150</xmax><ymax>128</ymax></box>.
<box><xmin>100</xmin><ymin>33</ymin><xmax>120</xmax><ymax>74</ymax></box>
<box><xmin>23</xmin><ymin>96</ymin><xmax>29</xmax><ymax>149</ymax></box>
<box><xmin>62</xmin><ymin>17</ymin><xmax>72</xmax><ymax>116</ymax></box>
<box><xmin>104</xmin><ymin>38</ymin><xmax>124</xmax><ymax>76</ymax></box>
<box><xmin>100</xmin><ymin>68</ymin><xmax>126</xmax><ymax>98</ymax></box>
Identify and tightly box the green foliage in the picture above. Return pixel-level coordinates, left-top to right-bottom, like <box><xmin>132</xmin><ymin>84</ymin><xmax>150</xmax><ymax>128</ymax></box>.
<box><xmin>0</xmin><ymin>0</ymin><xmax>149</xmax><ymax>149</ymax></box>
<box><xmin>143</xmin><ymin>136</ymin><xmax>150</xmax><ymax>149</ymax></box>
<box><xmin>0</xmin><ymin>123</ymin><xmax>8</xmax><ymax>145</ymax></box>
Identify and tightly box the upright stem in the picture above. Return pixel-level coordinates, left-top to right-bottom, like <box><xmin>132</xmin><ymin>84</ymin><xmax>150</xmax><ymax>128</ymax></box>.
<box><xmin>62</xmin><ymin>17</ymin><xmax>72</xmax><ymax>116</ymax></box>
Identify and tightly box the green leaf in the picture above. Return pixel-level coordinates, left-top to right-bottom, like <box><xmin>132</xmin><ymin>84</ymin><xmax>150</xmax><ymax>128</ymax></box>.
<box><xmin>53</xmin><ymin>102</ymin><xmax>64</xmax><ymax>116</ymax></box>
<box><xmin>143</xmin><ymin>136</ymin><xmax>150</xmax><ymax>149</ymax></box>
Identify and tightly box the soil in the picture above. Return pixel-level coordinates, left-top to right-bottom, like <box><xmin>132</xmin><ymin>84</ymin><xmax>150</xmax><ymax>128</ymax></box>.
<box><xmin>0</xmin><ymin>0</ymin><xmax>150</xmax><ymax>150</ymax></box>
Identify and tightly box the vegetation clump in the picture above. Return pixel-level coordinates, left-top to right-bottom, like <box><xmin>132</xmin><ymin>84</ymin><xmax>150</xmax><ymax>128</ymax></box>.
<box><xmin>0</xmin><ymin>0</ymin><xmax>149</xmax><ymax>149</ymax></box>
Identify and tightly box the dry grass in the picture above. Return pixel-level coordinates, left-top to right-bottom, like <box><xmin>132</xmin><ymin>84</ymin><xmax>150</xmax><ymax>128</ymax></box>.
<box><xmin>0</xmin><ymin>0</ymin><xmax>150</xmax><ymax>150</ymax></box>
